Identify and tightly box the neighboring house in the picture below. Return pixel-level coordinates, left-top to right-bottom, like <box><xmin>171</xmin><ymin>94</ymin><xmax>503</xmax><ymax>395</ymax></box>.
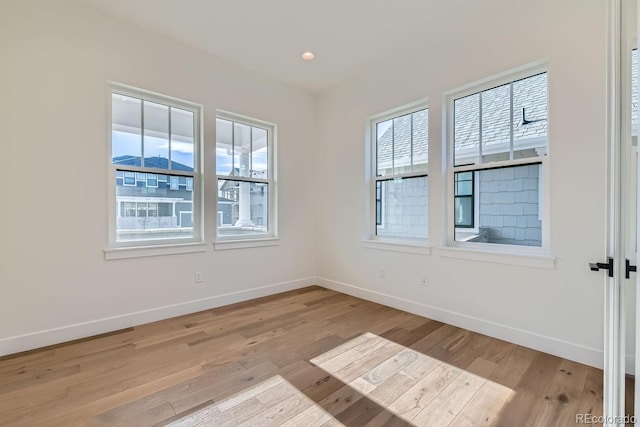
<box><xmin>114</xmin><ymin>156</ymin><xmax>195</xmax><ymax>238</ymax></box>
<box><xmin>376</xmin><ymin>73</ymin><xmax>548</xmax><ymax>246</ymax></box>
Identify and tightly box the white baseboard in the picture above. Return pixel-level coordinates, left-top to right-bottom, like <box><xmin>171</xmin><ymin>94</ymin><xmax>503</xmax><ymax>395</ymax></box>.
<box><xmin>316</xmin><ymin>277</ymin><xmax>604</xmax><ymax>369</ymax></box>
<box><xmin>0</xmin><ymin>277</ymin><xmax>315</xmax><ymax>357</ymax></box>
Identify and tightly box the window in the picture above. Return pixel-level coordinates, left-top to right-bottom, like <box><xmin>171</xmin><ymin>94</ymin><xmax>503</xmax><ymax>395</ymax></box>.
<box><xmin>170</xmin><ymin>176</ymin><xmax>179</xmax><ymax>190</ymax></box>
<box><xmin>454</xmin><ymin>172</ymin><xmax>474</xmax><ymax>228</ymax></box>
<box><xmin>370</xmin><ymin>104</ymin><xmax>428</xmax><ymax>240</ymax></box>
<box><xmin>215</xmin><ymin>111</ymin><xmax>275</xmax><ymax>240</ymax></box>
<box><xmin>123</xmin><ymin>171</ymin><xmax>135</xmax><ymax>186</ymax></box>
<box><xmin>447</xmin><ymin>66</ymin><xmax>548</xmax><ymax>248</ymax></box>
<box><xmin>147</xmin><ymin>174</ymin><xmax>158</xmax><ymax>188</ymax></box>
<box><xmin>110</xmin><ymin>83</ymin><xmax>202</xmax><ymax>246</ymax></box>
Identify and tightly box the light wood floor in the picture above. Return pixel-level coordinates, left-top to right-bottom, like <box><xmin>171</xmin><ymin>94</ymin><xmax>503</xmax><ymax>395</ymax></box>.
<box><xmin>0</xmin><ymin>286</ymin><xmax>606</xmax><ymax>426</ymax></box>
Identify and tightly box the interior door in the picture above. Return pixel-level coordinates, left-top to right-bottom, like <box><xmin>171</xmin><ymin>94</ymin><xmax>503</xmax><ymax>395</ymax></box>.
<box><xmin>624</xmin><ymin>0</ymin><xmax>638</xmax><ymax>419</ymax></box>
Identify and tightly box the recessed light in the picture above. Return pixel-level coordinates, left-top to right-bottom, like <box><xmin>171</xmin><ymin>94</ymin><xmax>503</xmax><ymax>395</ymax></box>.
<box><xmin>301</xmin><ymin>51</ymin><xmax>315</xmax><ymax>61</ymax></box>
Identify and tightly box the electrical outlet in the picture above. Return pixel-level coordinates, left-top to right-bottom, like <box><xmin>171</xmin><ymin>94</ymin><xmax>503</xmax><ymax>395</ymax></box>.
<box><xmin>379</xmin><ymin>268</ymin><xmax>385</xmax><ymax>279</ymax></box>
<box><xmin>195</xmin><ymin>271</ymin><xmax>203</xmax><ymax>283</ymax></box>
<box><xmin>420</xmin><ymin>275</ymin><xmax>427</xmax><ymax>286</ymax></box>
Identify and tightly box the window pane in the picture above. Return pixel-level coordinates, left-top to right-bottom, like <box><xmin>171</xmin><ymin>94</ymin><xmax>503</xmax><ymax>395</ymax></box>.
<box><xmin>123</xmin><ymin>171</ymin><xmax>136</xmax><ymax>186</ymax></box>
<box><xmin>124</xmin><ymin>202</ymin><xmax>136</xmax><ymax>217</ymax></box>
<box><xmin>454</xmin><ymin>197</ymin><xmax>473</xmax><ymax>227</ymax></box>
<box><xmin>217</xmin><ymin>179</ymin><xmax>269</xmax><ymax>236</ymax></box>
<box><xmin>116</xmin><ymin>173</ymin><xmax>193</xmax><ymax>242</ymax></box>
<box><xmin>252</xmin><ymin>127</ymin><xmax>269</xmax><ymax>179</ymax></box>
<box><xmin>481</xmin><ymin>84</ymin><xmax>511</xmax><ymax>163</ymax></box>
<box><xmin>455</xmin><ymin>171</ymin><xmax>473</xmax><ymax>198</ymax></box>
<box><xmin>456</xmin><ymin>181</ymin><xmax>472</xmax><ymax>195</ymax></box>
<box><xmin>393</xmin><ymin>114</ymin><xmax>412</xmax><ymax>175</ymax></box>
<box><xmin>376</xmin><ymin>119</ymin><xmax>393</xmax><ymax>176</ymax></box>
<box><xmin>158</xmin><ymin>203</ymin><xmax>172</xmax><ymax>216</ymax></box>
<box><xmin>170</xmin><ymin>176</ymin><xmax>179</xmax><ymax>190</ymax></box>
<box><xmin>148</xmin><ymin>203</ymin><xmax>158</xmax><ymax>217</ymax></box>
<box><xmin>512</xmin><ymin>73</ymin><xmax>548</xmax><ymax>158</ymax></box>
<box><xmin>454</xmin><ymin>93</ymin><xmax>480</xmax><ymax>166</ymax></box>
<box><xmin>412</xmin><ymin>109</ymin><xmax>428</xmax><ymax>173</ymax></box>
<box><xmin>455</xmin><ymin>164</ymin><xmax>541</xmax><ymax>247</ymax></box>
<box><xmin>137</xmin><ymin>202</ymin><xmax>148</xmax><ymax>217</ymax></box>
<box><xmin>112</xmin><ymin>94</ymin><xmax>141</xmax><ymax>166</ymax></box>
<box><xmin>233</xmin><ymin>123</ymin><xmax>252</xmax><ymax>178</ymax></box>
<box><xmin>143</xmin><ymin>101</ymin><xmax>169</xmax><ymax>168</ymax></box>
<box><xmin>216</xmin><ymin>118</ymin><xmax>234</xmax><ymax>175</ymax></box>
<box><xmin>376</xmin><ymin>176</ymin><xmax>428</xmax><ymax>239</ymax></box>
<box><xmin>171</xmin><ymin>108</ymin><xmax>194</xmax><ymax>171</ymax></box>
<box><xmin>147</xmin><ymin>174</ymin><xmax>158</xmax><ymax>187</ymax></box>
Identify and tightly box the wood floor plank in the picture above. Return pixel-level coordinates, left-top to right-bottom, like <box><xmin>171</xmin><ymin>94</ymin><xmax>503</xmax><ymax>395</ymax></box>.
<box><xmin>410</xmin><ymin>367</ymin><xmax>486</xmax><ymax>426</ymax></box>
<box><xmin>387</xmin><ymin>362</ymin><xmax>462</xmax><ymax>421</ymax></box>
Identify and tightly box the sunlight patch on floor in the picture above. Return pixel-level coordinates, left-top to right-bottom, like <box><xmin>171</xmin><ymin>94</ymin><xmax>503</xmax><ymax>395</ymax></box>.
<box><xmin>167</xmin><ymin>375</ymin><xmax>344</xmax><ymax>427</ymax></box>
<box><xmin>310</xmin><ymin>332</ymin><xmax>514</xmax><ymax>426</ymax></box>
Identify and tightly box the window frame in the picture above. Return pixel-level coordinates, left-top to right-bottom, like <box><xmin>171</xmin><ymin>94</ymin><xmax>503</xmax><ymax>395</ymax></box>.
<box><xmin>444</xmin><ymin>61</ymin><xmax>550</xmax><ymax>254</ymax></box>
<box><xmin>214</xmin><ymin>110</ymin><xmax>277</xmax><ymax>245</ymax></box>
<box><xmin>366</xmin><ymin>100</ymin><xmax>429</xmax><ymax>246</ymax></box>
<box><xmin>106</xmin><ymin>82</ymin><xmax>204</xmax><ymax>253</ymax></box>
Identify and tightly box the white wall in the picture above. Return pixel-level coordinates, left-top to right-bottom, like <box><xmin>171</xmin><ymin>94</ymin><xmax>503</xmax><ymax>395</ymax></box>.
<box><xmin>315</xmin><ymin>0</ymin><xmax>608</xmax><ymax>367</ymax></box>
<box><xmin>0</xmin><ymin>0</ymin><xmax>317</xmax><ymax>354</ymax></box>
<box><xmin>0</xmin><ymin>0</ymin><xmax>614</xmax><ymax>369</ymax></box>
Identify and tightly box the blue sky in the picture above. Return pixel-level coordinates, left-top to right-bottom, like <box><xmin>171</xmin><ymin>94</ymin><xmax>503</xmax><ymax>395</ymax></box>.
<box><xmin>112</xmin><ymin>131</ymin><xmax>193</xmax><ymax>167</ymax></box>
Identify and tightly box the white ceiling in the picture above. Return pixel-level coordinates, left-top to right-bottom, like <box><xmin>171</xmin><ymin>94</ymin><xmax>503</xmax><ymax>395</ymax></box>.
<box><xmin>78</xmin><ymin>0</ymin><xmax>469</xmax><ymax>93</ymax></box>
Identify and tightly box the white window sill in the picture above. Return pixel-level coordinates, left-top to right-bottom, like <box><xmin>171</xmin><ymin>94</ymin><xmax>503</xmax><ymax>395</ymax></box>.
<box><xmin>363</xmin><ymin>239</ymin><xmax>431</xmax><ymax>255</ymax></box>
<box><xmin>214</xmin><ymin>238</ymin><xmax>280</xmax><ymax>251</ymax></box>
<box><xmin>438</xmin><ymin>245</ymin><xmax>555</xmax><ymax>269</ymax></box>
<box><xmin>104</xmin><ymin>242</ymin><xmax>208</xmax><ymax>260</ymax></box>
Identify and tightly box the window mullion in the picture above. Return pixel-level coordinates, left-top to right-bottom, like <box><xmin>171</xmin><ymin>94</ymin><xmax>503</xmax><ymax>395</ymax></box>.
<box><xmin>452</xmin><ymin>157</ymin><xmax>541</xmax><ymax>173</ymax></box>
<box><xmin>478</xmin><ymin>92</ymin><xmax>483</xmax><ymax>164</ymax></box>
<box><xmin>391</xmin><ymin>119</ymin><xmax>395</xmax><ymax>174</ymax></box>
<box><xmin>216</xmin><ymin>175</ymin><xmax>269</xmax><ymax>184</ymax></box>
<box><xmin>410</xmin><ymin>113</ymin><xmax>414</xmax><ymax>173</ymax></box>
<box><xmin>140</xmin><ymin>100</ymin><xmax>145</xmax><ymax>168</ymax></box>
<box><xmin>509</xmin><ymin>82</ymin><xmax>514</xmax><ymax>161</ymax></box>
<box><xmin>168</xmin><ymin>106</ymin><xmax>173</xmax><ymax>171</ymax></box>
<box><xmin>231</xmin><ymin>122</ymin><xmax>235</xmax><ymax>176</ymax></box>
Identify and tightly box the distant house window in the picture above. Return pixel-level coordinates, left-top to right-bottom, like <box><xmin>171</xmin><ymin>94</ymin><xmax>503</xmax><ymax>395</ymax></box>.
<box><xmin>122</xmin><ymin>202</ymin><xmax>136</xmax><ymax>217</ymax></box>
<box><xmin>110</xmin><ymin>83</ymin><xmax>202</xmax><ymax>246</ymax></box>
<box><xmin>454</xmin><ymin>172</ymin><xmax>474</xmax><ymax>228</ymax></box>
<box><xmin>215</xmin><ymin>111</ymin><xmax>276</xmax><ymax>239</ymax></box>
<box><xmin>370</xmin><ymin>103</ymin><xmax>428</xmax><ymax>240</ymax></box>
<box><xmin>147</xmin><ymin>174</ymin><xmax>158</xmax><ymax>188</ymax></box>
<box><xmin>447</xmin><ymin>66</ymin><xmax>548</xmax><ymax>248</ymax></box>
<box><xmin>123</xmin><ymin>172</ymin><xmax>135</xmax><ymax>186</ymax></box>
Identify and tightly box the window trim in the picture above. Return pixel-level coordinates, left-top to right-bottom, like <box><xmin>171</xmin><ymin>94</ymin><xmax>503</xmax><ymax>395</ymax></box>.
<box><xmin>443</xmin><ymin>60</ymin><xmax>551</xmax><ymax>255</ymax></box>
<box><xmin>214</xmin><ymin>110</ymin><xmax>277</xmax><ymax>245</ymax></box>
<box><xmin>365</xmin><ymin>99</ymin><xmax>429</xmax><ymax>247</ymax></box>
<box><xmin>106</xmin><ymin>82</ymin><xmax>204</xmax><ymax>256</ymax></box>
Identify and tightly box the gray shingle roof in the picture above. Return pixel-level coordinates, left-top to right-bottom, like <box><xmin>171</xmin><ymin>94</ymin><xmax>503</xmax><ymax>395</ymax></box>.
<box><xmin>376</xmin><ymin>73</ymin><xmax>548</xmax><ymax>170</ymax></box>
<box><xmin>454</xmin><ymin>73</ymin><xmax>548</xmax><ymax>160</ymax></box>
<box><xmin>376</xmin><ymin>109</ymin><xmax>428</xmax><ymax>172</ymax></box>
